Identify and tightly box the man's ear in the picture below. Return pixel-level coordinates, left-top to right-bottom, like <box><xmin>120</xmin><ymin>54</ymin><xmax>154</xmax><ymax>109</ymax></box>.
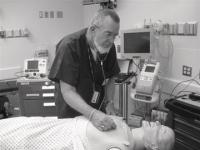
<box><xmin>90</xmin><ymin>24</ymin><xmax>98</xmax><ymax>32</ymax></box>
<box><xmin>90</xmin><ymin>26</ymin><xmax>95</xmax><ymax>31</ymax></box>
<box><xmin>89</xmin><ymin>26</ymin><xmax>96</xmax><ymax>39</ymax></box>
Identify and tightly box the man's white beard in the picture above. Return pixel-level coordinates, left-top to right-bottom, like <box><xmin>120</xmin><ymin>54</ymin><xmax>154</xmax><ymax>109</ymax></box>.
<box><xmin>94</xmin><ymin>39</ymin><xmax>111</xmax><ymax>54</ymax></box>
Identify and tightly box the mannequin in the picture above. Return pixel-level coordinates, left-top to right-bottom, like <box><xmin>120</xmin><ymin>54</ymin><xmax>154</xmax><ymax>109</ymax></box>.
<box><xmin>131</xmin><ymin>123</ymin><xmax>175</xmax><ymax>150</ymax></box>
<box><xmin>85</xmin><ymin>116</ymin><xmax>175</xmax><ymax>150</ymax></box>
<box><xmin>0</xmin><ymin>116</ymin><xmax>175</xmax><ymax>150</ymax></box>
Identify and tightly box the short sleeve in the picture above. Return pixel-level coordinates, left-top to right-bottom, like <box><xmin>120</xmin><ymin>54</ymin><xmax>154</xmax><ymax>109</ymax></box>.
<box><xmin>48</xmin><ymin>41</ymin><xmax>79</xmax><ymax>86</ymax></box>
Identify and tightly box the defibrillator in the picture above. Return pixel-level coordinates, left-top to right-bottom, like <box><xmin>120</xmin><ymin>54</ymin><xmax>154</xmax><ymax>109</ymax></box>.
<box><xmin>131</xmin><ymin>61</ymin><xmax>160</xmax><ymax>102</ymax></box>
<box><xmin>24</xmin><ymin>58</ymin><xmax>48</xmax><ymax>79</ymax></box>
<box><xmin>136</xmin><ymin>62</ymin><xmax>160</xmax><ymax>95</ymax></box>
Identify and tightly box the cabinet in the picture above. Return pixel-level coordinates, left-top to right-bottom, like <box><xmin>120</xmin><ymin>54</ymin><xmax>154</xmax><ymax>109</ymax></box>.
<box><xmin>173</xmin><ymin>114</ymin><xmax>200</xmax><ymax>150</ymax></box>
<box><xmin>17</xmin><ymin>78</ymin><xmax>57</xmax><ymax>116</ymax></box>
<box><xmin>165</xmin><ymin>98</ymin><xmax>200</xmax><ymax>150</ymax></box>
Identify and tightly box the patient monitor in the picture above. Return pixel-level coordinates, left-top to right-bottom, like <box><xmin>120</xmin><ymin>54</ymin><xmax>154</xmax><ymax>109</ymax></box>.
<box><xmin>24</xmin><ymin>58</ymin><xmax>48</xmax><ymax>79</ymax></box>
<box><xmin>132</xmin><ymin>61</ymin><xmax>160</xmax><ymax>102</ymax></box>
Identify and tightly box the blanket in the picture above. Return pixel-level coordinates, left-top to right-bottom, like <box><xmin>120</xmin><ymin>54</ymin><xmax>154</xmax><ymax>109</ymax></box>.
<box><xmin>0</xmin><ymin>116</ymin><xmax>86</xmax><ymax>150</ymax></box>
<box><xmin>0</xmin><ymin>116</ymin><xmax>134</xmax><ymax>150</ymax></box>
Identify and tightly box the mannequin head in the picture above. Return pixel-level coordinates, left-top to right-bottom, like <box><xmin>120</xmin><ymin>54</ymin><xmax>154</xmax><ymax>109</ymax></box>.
<box><xmin>157</xmin><ymin>126</ymin><xmax>175</xmax><ymax>150</ymax></box>
<box><xmin>132</xmin><ymin>122</ymin><xmax>175</xmax><ymax>150</ymax></box>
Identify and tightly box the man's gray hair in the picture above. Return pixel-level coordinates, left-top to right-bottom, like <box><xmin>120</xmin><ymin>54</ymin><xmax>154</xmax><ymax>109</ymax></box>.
<box><xmin>89</xmin><ymin>9</ymin><xmax>120</xmax><ymax>28</ymax></box>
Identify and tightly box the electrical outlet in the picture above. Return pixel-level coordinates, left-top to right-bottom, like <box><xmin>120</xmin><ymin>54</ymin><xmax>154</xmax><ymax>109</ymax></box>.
<box><xmin>182</xmin><ymin>65</ymin><xmax>192</xmax><ymax>77</ymax></box>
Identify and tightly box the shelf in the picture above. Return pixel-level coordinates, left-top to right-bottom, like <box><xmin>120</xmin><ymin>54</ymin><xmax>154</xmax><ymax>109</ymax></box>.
<box><xmin>0</xmin><ymin>28</ymin><xmax>30</xmax><ymax>39</ymax></box>
<box><xmin>82</xmin><ymin>0</ymin><xmax>109</xmax><ymax>5</ymax></box>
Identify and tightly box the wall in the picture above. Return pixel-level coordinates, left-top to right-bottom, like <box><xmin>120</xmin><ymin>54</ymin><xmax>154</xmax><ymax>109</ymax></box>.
<box><xmin>0</xmin><ymin>0</ymin><xmax>84</xmax><ymax>80</ymax></box>
<box><xmin>2</xmin><ymin>0</ymin><xmax>199</xmax><ymax>85</ymax></box>
<box><xmin>1</xmin><ymin>0</ymin><xmax>200</xmax><ymax>105</ymax></box>
<box><xmin>83</xmin><ymin>0</ymin><xmax>200</xmax><ymax>96</ymax></box>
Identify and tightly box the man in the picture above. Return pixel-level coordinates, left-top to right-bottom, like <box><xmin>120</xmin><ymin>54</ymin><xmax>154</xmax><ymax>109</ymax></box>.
<box><xmin>48</xmin><ymin>9</ymin><xmax>120</xmax><ymax>131</ymax></box>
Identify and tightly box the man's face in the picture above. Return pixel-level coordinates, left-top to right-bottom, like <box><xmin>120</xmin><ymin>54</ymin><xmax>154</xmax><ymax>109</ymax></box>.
<box><xmin>93</xmin><ymin>16</ymin><xmax>119</xmax><ymax>54</ymax></box>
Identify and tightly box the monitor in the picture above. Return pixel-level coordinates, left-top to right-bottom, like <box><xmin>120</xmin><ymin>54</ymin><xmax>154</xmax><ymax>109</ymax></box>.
<box><xmin>24</xmin><ymin>58</ymin><xmax>48</xmax><ymax>78</ymax></box>
<box><xmin>117</xmin><ymin>28</ymin><xmax>153</xmax><ymax>59</ymax></box>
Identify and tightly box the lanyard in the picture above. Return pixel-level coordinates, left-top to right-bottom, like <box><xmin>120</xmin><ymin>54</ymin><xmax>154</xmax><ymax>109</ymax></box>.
<box><xmin>87</xmin><ymin>48</ymin><xmax>106</xmax><ymax>91</ymax></box>
<box><xmin>88</xmin><ymin>48</ymin><xmax>96</xmax><ymax>91</ymax></box>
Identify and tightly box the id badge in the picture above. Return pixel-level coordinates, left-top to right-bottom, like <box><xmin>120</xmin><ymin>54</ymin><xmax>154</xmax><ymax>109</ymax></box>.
<box><xmin>91</xmin><ymin>91</ymin><xmax>100</xmax><ymax>104</ymax></box>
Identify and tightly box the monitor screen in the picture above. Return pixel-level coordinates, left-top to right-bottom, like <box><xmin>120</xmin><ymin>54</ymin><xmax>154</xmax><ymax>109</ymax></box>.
<box><xmin>124</xmin><ymin>32</ymin><xmax>150</xmax><ymax>53</ymax></box>
<box><xmin>145</xmin><ymin>66</ymin><xmax>155</xmax><ymax>72</ymax></box>
<box><xmin>27</xmin><ymin>60</ymin><xmax>38</xmax><ymax>69</ymax></box>
<box><xmin>118</xmin><ymin>28</ymin><xmax>152</xmax><ymax>59</ymax></box>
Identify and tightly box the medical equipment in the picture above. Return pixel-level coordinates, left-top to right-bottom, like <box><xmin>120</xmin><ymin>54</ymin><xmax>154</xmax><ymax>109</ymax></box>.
<box><xmin>118</xmin><ymin>28</ymin><xmax>153</xmax><ymax>59</ymax></box>
<box><xmin>24</xmin><ymin>58</ymin><xmax>48</xmax><ymax>79</ymax></box>
<box><xmin>130</xmin><ymin>61</ymin><xmax>160</xmax><ymax>121</ymax></box>
<box><xmin>114</xmin><ymin>59</ymin><xmax>135</xmax><ymax>122</ymax></box>
<box><xmin>131</xmin><ymin>61</ymin><xmax>160</xmax><ymax>103</ymax></box>
<box><xmin>136</xmin><ymin>61</ymin><xmax>160</xmax><ymax>96</ymax></box>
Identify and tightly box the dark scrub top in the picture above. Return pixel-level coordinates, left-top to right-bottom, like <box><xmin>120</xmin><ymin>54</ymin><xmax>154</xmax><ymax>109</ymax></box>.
<box><xmin>48</xmin><ymin>28</ymin><xmax>120</xmax><ymax>118</ymax></box>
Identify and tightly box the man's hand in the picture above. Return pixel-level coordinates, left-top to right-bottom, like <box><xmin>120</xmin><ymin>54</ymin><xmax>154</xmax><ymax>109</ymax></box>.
<box><xmin>106</xmin><ymin>102</ymin><xmax>120</xmax><ymax>116</ymax></box>
<box><xmin>142</xmin><ymin>121</ymin><xmax>161</xmax><ymax>150</ymax></box>
<box><xmin>90</xmin><ymin>110</ymin><xmax>116</xmax><ymax>131</ymax></box>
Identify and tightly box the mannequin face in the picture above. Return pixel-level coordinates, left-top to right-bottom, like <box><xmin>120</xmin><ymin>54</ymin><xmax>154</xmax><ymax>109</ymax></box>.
<box><xmin>131</xmin><ymin>123</ymin><xmax>175</xmax><ymax>150</ymax></box>
<box><xmin>92</xmin><ymin>16</ymin><xmax>119</xmax><ymax>54</ymax></box>
<box><xmin>157</xmin><ymin>125</ymin><xmax>175</xmax><ymax>150</ymax></box>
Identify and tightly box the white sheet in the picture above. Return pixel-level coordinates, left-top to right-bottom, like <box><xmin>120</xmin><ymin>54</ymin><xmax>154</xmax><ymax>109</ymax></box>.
<box><xmin>0</xmin><ymin>116</ymin><xmax>134</xmax><ymax>150</ymax></box>
<box><xmin>0</xmin><ymin>116</ymin><xmax>85</xmax><ymax>150</ymax></box>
